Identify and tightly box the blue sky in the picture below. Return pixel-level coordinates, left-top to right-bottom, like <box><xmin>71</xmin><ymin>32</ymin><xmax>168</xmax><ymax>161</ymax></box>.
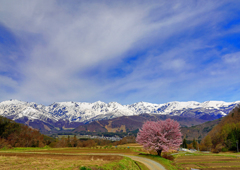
<box><xmin>0</xmin><ymin>0</ymin><xmax>240</xmax><ymax>105</ymax></box>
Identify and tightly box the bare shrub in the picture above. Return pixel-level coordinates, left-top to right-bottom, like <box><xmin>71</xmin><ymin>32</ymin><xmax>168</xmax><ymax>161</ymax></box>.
<box><xmin>162</xmin><ymin>152</ymin><xmax>175</xmax><ymax>161</ymax></box>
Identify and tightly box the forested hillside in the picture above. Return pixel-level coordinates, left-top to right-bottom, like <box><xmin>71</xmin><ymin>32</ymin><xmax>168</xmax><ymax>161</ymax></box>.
<box><xmin>0</xmin><ymin>115</ymin><xmax>135</xmax><ymax>149</ymax></box>
<box><xmin>201</xmin><ymin>104</ymin><xmax>240</xmax><ymax>152</ymax></box>
<box><xmin>0</xmin><ymin>116</ymin><xmax>53</xmax><ymax>148</ymax></box>
<box><xmin>181</xmin><ymin>118</ymin><xmax>222</xmax><ymax>141</ymax></box>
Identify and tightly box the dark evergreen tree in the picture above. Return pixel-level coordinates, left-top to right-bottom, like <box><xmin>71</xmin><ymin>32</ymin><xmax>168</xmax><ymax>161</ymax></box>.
<box><xmin>73</xmin><ymin>135</ymin><xmax>78</xmax><ymax>147</ymax></box>
<box><xmin>193</xmin><ymin>138</ymin><xmax>197</xmax><ymax>149</ymax></box>
<box><xmin>182</xmin><ymin>138</ymin><xmax>187</xmax><ymax>148</ymax></box>
<box><xmin>67</xmin><ymin>135</ymin><xmax>72</xmax><ymax>147</ymax></box>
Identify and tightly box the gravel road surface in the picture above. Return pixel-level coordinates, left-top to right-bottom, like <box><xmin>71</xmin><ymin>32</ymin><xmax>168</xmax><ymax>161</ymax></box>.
<box><xmin>122</xmin><ymin>155</ymin><xmax>166</xmax><ymax>170</ymax></box>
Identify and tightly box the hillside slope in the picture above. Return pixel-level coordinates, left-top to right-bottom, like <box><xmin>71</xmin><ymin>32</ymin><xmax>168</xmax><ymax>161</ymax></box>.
<box><xmin>181</xmin><ymin>118</ymin><xmax>222</xmax><ymax>141</ymax></box>
<box><xmin>0</xmin><ymin>116</ymin><xmax>53</xmax><ymax>148</ymax></box>
<box><xmin>201</xmin><ymin>104</ymin><xmax>240</xmax><ymax>151</ymax></box>
<box><xmin>73</xmin><ymin>113</ymin><xmax>223</xmax><ymax>141</ymax></box>
<box><xmin>74</xmin><ymin>114</ymin><xmax>206</xmax><ymax>134</ymax></box>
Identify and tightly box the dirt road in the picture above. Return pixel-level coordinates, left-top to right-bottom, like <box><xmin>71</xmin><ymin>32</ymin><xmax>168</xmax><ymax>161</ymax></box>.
<box><xmin>121</xmin><ymin>155</ymin><xmax>166</xmax><ymax>170</ymax></box>
<box><xmin>85</xmin><ymin>153</ymin><xmax>166</xmax><ymax>170</ymax></box>
<box><xmin>87</xmin><ymin>153</ymin><xmax>166</xmax><ymax>170</ymax></box>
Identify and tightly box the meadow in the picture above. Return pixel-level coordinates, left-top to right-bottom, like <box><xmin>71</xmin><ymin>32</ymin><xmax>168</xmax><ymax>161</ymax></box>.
<box><xmin>1</xmin><ymin>145</ymin><xmax>240</xmax><ymax>170</ymax></box>
<box><xmin>174</xmin><ymin>152</ymin><xmax>240</xmax><ymax>170</ymax></box>
<box><xmin>0</xmin><ymin>145</ymin><xmax>148</xmax><ymax>170</ymax></box>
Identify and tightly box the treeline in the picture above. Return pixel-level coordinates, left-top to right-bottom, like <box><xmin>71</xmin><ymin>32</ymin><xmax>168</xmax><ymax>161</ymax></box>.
<box><xmin>0</xmin><ymin>116</ymin><xmax>54</xmax><ymax>148</ymax></box>
<box><xmin>48</xmin><ymin>135</ymin><xmax>136</xmax><ymax>148</ymax></box>
<box><xmin>200</xmin><ymin>105</ymin><xmax>240</xmax><ymax>152</ymax></box>
<box><xmin>182</xmin><ymin>138</ymin><xmax>200</xmax><ymax>150</ymax></box>
<box><xmin>56</xmin><ymin>130</ymin><xmax>138</xmax><ymax>138</ymax></box>
<box><xmin>181</xmin><ymin>138</ymin><xmax>209</xmax><ymax>151</ymax></box>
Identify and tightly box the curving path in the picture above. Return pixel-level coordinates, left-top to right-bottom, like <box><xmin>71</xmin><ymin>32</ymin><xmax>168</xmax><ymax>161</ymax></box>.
<box><xmin>121</xmin><ymin>154</ymin><xmax>166</xmax><ymax>170</ymax></box>
<box><xmin>88</xmin><ymin>153</ymin><xmax>166</xmax><ymax>170</ymax></box>
<box><xmin>84</xmin><ymin>153</ymin><xmax>166</xmax><ymax>170</ymax></box>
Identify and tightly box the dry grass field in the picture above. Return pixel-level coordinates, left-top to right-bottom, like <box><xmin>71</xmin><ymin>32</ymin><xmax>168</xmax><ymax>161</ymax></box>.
<box><xmin>0</xmin><ymin>153</ymin><xmax>122</xmax><ymax>170</ymax></box>
<box><xmin>175</xmin><ymin>153</ymin><xmax>240</xmax><ymax>170</ymax></box>
<box><xmin>117</xmin><ymin>143</ymin><xmax>142</xmax><ymax>148</ymax></box>
<box><xmin>2</xmin><ymin>147</ymin><xmax>240</xmax><ymax>170</ymax></box>
<box><xmin>31</xmin><ymin>147</ymin><xmax>140</xmax><ymax>154</ymax></box>
<box><xmin>0</xmin><ymin>147</ymin><xmax>146</xmax><ymax>170</ymax></box>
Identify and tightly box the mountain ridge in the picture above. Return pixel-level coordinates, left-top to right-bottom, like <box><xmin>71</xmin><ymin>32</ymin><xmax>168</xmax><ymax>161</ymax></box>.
<box><xmin>1</xmin><ymin>99</ymin><xmax>239</xmax><ymax>121</ymax></box>
<box><xmin>0</xmin><ymin>99</ymin><xmax>239</xmax><ymax>134</ymax></box>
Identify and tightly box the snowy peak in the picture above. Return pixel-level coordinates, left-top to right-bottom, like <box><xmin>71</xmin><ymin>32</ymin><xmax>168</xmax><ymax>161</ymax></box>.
<box><xmin>0</xmin><ymin>99</ymin><xmax>27</xmax><ymax>106</ymax></box>
<box><xmin>0</xmin><ymin>100</ymin><xmax>239</xmax><ymax>124</ymax></box>
<box><xmin>201</xmin><ymin>101</ymin><xmax>239</xmax><ymax>108</ymax></box>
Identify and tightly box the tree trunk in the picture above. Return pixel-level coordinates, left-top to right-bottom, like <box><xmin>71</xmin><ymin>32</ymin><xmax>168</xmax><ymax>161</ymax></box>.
<box><xmin>157</xmin><ymin>149</ymin><xmax>162</xmax><ymax>156</ymax></box>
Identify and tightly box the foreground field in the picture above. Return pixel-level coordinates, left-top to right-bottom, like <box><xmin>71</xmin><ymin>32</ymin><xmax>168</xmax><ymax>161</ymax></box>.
<box><xmin>174</xmin><ymin>152</ymin><xmax>240</xmax><ymax>170</ymax></box>
<box><xmin>0</xmin><ymin>153</ymin><xmax>123</xmax><ymax>170</ymax></box>
<box><xmin>0</xmin><ymin>147</ymin><xmax>150</xmax><ymax>170</ymax></box>
<box><xmin>3</xmin><ymin>146</ymin><xmax>240</xmax><ymax>170</ymax></box>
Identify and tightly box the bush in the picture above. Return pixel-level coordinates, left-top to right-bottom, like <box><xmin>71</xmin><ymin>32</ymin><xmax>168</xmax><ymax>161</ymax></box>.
<box><xmin>222</xmin><ymin>147</ymin><xmax>228</xmax><ymax>152</ymax></box>
<box><xmin>162</xmin><ymin>152</ymin><xmax>175</xmax><ymax>161</ymax></box>
<box><xmin>0</xmin><ymin>145</ymin><xmax>12</xmax><ymax>150</ymax></box>
<box><xmin>212</xmin><ymin>149</ymin><xmax>220</xmax><ymax>153</ymax></box>
<box><xmin>79</xmin><ymin>166</ymin><xmax>91</xmax><ymax>170</ymax></box>
<box><xmin>0</xmin><ymin>138</ymin><xmax>12</xmax><ymax>149</ymax></box>
<box><xmin>148</xmin><ymin>149</ymin><xmax>157</xmax><ymax>155</ymax></box>
<box><xmin>213</xmin><ymin>144</ymin><xmax>224</xmax><ymax>153</ymax></box>
<box><xmin>43</xmin><ymin>145</ymin><xmax>51</xmax><ymax>149</ymax></box>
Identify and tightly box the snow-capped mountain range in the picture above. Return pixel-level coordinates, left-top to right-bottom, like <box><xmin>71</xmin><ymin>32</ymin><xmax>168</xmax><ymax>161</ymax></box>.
<box><xmin>0</xmin><ymin>99</ymin><xmax>239</xmax><ymax>124</ymax></box>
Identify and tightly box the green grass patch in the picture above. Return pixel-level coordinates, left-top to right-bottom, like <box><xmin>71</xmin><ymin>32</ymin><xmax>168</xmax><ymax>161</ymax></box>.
<box><xmin>13</xmin><ymin>147</ymin><xmax>46</xmax><ymax>150</ymax></box>
<box><xmin>138</xmin><ymin>154</ymin><xmax>179</xmax><ymax>170</ymax></box>
<box><xmin>79</xmin><ymin>166</ymin><xmax>91</xmax><ymax>170</ymax></box>
<box><xmin>101</xmin><ymin>157</ymin><xmax>140</xmax><ymax>170</ymax></box>
<box><xmin>86</xmin><ymin>157</ymin><xmax>141</xmax><ymax>170</ymax></box>
<box><xmin>134</xmin><ymin>161</ymin><xmax>149</xmax><ymax>170</ymax></box>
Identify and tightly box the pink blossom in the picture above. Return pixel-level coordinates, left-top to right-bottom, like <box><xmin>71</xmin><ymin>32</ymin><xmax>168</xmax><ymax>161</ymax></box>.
<box><xmin>136</xmin><ymin>118</ymin><xmax>182</xmax><ymax>156</ymax></box>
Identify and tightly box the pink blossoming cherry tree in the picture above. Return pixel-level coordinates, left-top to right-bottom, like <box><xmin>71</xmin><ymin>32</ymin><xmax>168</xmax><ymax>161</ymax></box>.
<box><xmin>136</xmin><ymin>118</ymin><xmax>182</xmax><ymax>156</ymax></box>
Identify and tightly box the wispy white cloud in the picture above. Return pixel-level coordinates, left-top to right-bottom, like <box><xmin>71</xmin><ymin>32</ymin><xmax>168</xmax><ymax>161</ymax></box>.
<box><xmin>223</xmin><ymin>52</ymin><xmax>240</xmax><ymax>64</ymax></box>
<box><xmin>0</xmin><ymin>0</ymin><xmax>240</xmax><ymax>104</ymax></box>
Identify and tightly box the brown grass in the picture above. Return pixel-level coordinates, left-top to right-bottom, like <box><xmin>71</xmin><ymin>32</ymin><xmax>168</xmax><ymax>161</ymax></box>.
<box><xmin>176</xmin><ymin>155</ymin><xmax>240</xmax><ymax>163</ymax></box>
<box><xmin>118</xmin><ymin>143</ymin><xmax>142</xmax><ymax>147</ymax></box>
<box><xmin>181</xmin><ymin>164</ymin><xmax>201</xmax><ymax>169</ymax></box>
<box><xmin>0</xmin><ymin>153</ymin><xmax>122</xmax><ymax>170</ymax></box>
<box><xmin>0</xmin><ymin>146</ymin><xmax>143</xmax><ymax>169</ymax></box>
<box><xmin>28</xmin><ymin>147</ymin><xmax>138</xmax><ymax>155</ymax></box>
<box><xmin>175</xmin><ymin>154</ymin><xmax>240</xmax><ymax>170</ymax></box>
<box><xmin>199</xmin><ymin>162</ymin><xmax>240</xmax><ymax>167</ymax></box>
